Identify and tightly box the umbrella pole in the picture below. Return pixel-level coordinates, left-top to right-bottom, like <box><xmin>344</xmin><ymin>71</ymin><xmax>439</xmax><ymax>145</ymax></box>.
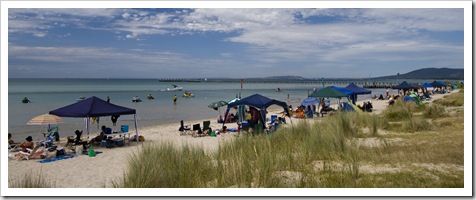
<box><xmin>87</xmin><ymin>117</ymin><xmax>90</xmax><ymax>141</ymax></box>
<box><xmin>134</xmin><ymin>114</ymin><xmax>139</xmax><ymax>144</ymax></box>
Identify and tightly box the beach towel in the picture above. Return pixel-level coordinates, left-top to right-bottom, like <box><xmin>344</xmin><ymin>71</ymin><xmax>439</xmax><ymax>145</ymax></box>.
<box><xmin>227</xmin><ymin>128</ymin><xmax>238</xmax><ymax>132</ymax></box>
<box><xmin>38</xmin><ymin>155</ymin><xmax>77</xmax><ymax>163</ymax></box>
<box><xmin>82</xmin><ymin>151</ymin><xmax>103</xmax><ymax>156</ymax></box>
<box><xmin>349</xmin><ymin>103</ymin><xmax>363</xmax><ymax>113</ymax></box>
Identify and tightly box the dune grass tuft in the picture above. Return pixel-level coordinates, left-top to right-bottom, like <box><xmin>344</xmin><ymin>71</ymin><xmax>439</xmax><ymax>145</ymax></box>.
<box><xmin>9</xmin><ymin>171</ymin><xmax>55</xmax><ymax>188</ymax></box>
<box><xmin>115</xmin><ymin>90</ymin><xmax>464</xmax><ymax>188</ymax></box>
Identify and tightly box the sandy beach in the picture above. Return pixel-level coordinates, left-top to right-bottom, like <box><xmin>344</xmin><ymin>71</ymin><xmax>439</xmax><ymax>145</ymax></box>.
<box><xmin>7</xmin><ymin>91</ymin><xmax>457</xmax><ymax>188</ymax></box>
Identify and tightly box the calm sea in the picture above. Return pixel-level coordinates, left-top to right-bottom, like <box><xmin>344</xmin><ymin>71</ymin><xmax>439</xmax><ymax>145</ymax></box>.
<box><xmin>8</xmin><ymin>78</ymin><xmax>401</xmax><ymax>141</ymax></box>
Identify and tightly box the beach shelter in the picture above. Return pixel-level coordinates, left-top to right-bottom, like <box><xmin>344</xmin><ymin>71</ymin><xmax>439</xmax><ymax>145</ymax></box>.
<box><xmin>437</xmin><ymin>81</ymin><xmax>447</xmax><ymax>87</ymax></box>
<box><xmin>309</xmin><ymin>86</ymin><xmax>349</xmax><ymax>98</ymax></box>
<box><xmin>345</xmin><ymin>83</ymin><xmax>371</xmax><ymax>104</ymax></box>
<box><xmin>309</xmin><ymin>86</ymin><xmax>349</xmax><ymax>110</ymax></box>
<box><xmin>342</xmin><ymin>102</ymin><xmax>356</xmax><ymax>112</ymax></box>
<box><xmin>49</xmin><ymin>96</ymin><xmax>139</xmax><ymax>142</ymax></box>
<box><xmin>223</xmin><ymin>94</ymin><xmax>290</xmax><ymax>129</ymax></box>
<box><xmin>403</xmin><ymin>96</ymin><xmax>417</xmax><ymax>104</ymax></box>
<box><xmin>392</xmin><ymin>81</ymin><xmax>420</xmax><ymax>90</ymax></box>
<box><xmin>421</xmin><ymin>83</ymin><xmax>434</xmax><ymax>88</ymax></box>
<box><xmin>301</xmin><ymin>97</ymin><xmax>320</xmax><ymax>107</ymax></box>
<box><xmin>409</xmin><ymin>93</ymin><xmax>423</xmax><ymax>105</ymax></box>
<box><xmin>431</xmin><ymin>81</ymin><xmax>446</xmax><ymax>88</ymax></box>
<box><xmin>227</xmin><ymin>98</ymin><xmax>246</xmax><ymax>122</ymax></box>
<box><xmin>392</xmin><ymin>81</ymin><xmax>420</xmax><ymax>94</ymax></box>
<box><xmin>330</xmin><ymin>86</ymin><xmax>354</xmax><ymax>96</ymax></box>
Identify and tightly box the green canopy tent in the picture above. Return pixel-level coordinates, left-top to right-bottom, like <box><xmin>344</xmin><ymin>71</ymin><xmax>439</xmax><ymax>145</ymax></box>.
<box><xmin>309</xmin><ymin>86</ymin><xmax>350</xmax><ymax>111</ymax></box>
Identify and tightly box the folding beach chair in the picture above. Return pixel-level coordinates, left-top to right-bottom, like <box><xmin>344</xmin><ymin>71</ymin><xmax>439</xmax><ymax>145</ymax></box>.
<box><xmin>192</xmin><ymin>123</ymin><xmax>204</xmax><ymax>138</ymax></box>
<box><xmin>179</xmin><ymin>120</ymin><xmax>192</xmax><ymax>136</ymax></box>
<box><xmin>202</xmin><ymin>120</ymin><xmax>211</xmax><ymax>133</ymax></box>
<box><xmin>269</xmin><ymin>115</ymin><xmax>278</xmax><ymax>124</ymax></box>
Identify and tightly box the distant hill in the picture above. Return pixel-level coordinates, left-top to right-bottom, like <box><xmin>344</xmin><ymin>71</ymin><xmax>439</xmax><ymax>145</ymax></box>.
<box><xmin>161</xmin><ymin>68</ymin><xmax>463</xmax><ymax>82</ymax></box>
<box><xmin>375</xmin><ymin>68</ymin><xmax>464</xmax><ymax>80</ymax></box>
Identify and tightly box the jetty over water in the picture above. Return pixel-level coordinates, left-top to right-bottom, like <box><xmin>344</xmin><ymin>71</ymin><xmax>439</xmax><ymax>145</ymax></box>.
<box><xmin>159</xmin><ymin>78</ymin><xmax>403</xmax><ymax>88</ymax></box>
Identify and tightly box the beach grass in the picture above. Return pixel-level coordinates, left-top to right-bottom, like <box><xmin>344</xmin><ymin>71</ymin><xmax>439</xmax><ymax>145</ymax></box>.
<box><xmin>433</xmin><ymin>89</ymin><xmax>464</xmax><ymax>107</ymax></box>
<box><xmin>115</xmin><ymin>90</ymin><xmax>464</xmax><ymax>188</ymax></box>
<box><xmin>9</xmin><ymin>171</ymin><xmax>56</xmax><ymax>188</ymax></box>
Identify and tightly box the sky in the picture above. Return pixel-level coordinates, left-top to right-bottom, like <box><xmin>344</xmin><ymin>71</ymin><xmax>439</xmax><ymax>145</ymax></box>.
<box><xmin>7</xmin><ymin>5</ymin><xmax>465</xmax><ymax>79</ymax></box>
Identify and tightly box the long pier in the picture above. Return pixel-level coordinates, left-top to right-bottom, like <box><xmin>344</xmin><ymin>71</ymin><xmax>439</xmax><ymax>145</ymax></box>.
<box><xmin>159</xmin><ymin>79</ymin><xmax>406</xmax><ymax>88</ymax></box>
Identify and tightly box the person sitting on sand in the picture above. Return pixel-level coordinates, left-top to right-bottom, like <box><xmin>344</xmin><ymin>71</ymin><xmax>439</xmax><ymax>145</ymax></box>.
<box><xmin>18</xmin><ymin>136</ymin><xmax>34</xmax><ymax>150</ymax></box>
<box><xmin>294</xmin><ymin>106</ymin><xmax>305</xmax><ymax>118</ymax></box>
<box><xmin>221</xmin><ymin>126</ymin><xmax>228</xmax><ymax>134</ymax></box>
<box><xmin>91</xmin><ymin>126</ymin><xmax>106</xmax><ymax>144</ymax></box>
<box><xmin>364</xmin><ymin>101</ymin><xmax>373</xmax><ymax>112</ymax></box>
<box><xmin>217</xmin><ymin>115</ymin><xmax>224</xmax><ymax>123</ymax></box>
<box><xmin>65</xmin><ymin>130</ymin><xmax>89</xmax><ymax>150</ymax></box>
<box><xmin>8</xmin><ymin>133</ymin><xmax>18</xmax><ymax>147</ymax></box>
<box><xmin>388</xmin><ymin>98</ymin><xmax>395</xmax><ymax>106</ymax></box>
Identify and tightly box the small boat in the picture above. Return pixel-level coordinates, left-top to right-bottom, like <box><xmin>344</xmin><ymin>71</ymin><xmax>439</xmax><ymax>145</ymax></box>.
<box><xmin>76</xmin><ymin>96</ymin><xmax>85</xmax><ymax>101</ymax></box>
<box><xmin>162</xmin><ymin>85</ymin><xmax>183</xmax><ymax>91</ymax></box>
<box><xmin>22</xmin><ymin>97</ymin><xmax>31</xmax><ymax>103</ymax></box>
<box><xmin>132</xmin><ymin>96</ymin><xmax>142</xmax><ymax>102</ymax></box>
<box><xmin>276</xmin><ymin>88</ymin><xmax>281</xmax><ymax>92</ymax></box>
<box><xmin>147</xmin><ymin>94</ymin><xmax>154</xmax><ymax>100</ymax></box>
<box><xmin>183</xmin><ymin>91</ymin><xmax>194</xmax><ymax>98</ymax></box>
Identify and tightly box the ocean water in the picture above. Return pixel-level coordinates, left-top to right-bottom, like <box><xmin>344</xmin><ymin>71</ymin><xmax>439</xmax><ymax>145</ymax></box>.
<box><xmin>8</xmin><ymin>78</ymin><xmax>398</xmax><ymax>142</ymax></box>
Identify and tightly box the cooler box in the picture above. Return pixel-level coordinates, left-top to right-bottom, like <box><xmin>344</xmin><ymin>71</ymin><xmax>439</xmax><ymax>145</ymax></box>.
<box><xmin>113</xmin><ymin>139</ymin><xmax>124</xmax><ymax>147</ymax></box>
<box><xmin>100</xmin><ymin>140</ymin><xmax>107</xmax><ymax>147</ymax></box>
<box><xmin>105</xmin><ymin>128</ymin><xmax>112</xmax><ymax>134</ymax></box>
<box><xmin>121</xmin><ymin>125</ymin><xmax>129</xmax><ymax>133</ymax></box>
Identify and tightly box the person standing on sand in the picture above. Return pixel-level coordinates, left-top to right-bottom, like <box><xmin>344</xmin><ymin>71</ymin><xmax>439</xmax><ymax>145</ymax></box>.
<box><xmin>107</xmin><ymin>96</ymin><xmax>110</xmax><ymax>103</ymax></box>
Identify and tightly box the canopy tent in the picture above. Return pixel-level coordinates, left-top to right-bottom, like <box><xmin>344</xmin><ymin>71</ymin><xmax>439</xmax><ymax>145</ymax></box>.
<box><xmin>438</xmin><ymin>81</ymin><xmax>448</xmax><ymax>87</ymax></box>
<box><xmin>392</xmin><ymin>81</ymin><xmax>420</xmax><ymax>90</ymax></box>
<box><xmin>421</xmin><ymin>83</ymin><xmax>434</xmax><ymax>88</ymax></box>
<box><xmin>431</xmin><ymin>81</ymin><xmax>447</xmax><ymax>88</ymax></box>
<box><xmin>309</xmin><ymin>86</ymin><xmax>349</xmax><ymax>98</ymax></box>
<box><xmin>49</xmin><ymin>96</ymin><xmax>139</xmax><ymax>142</ymax></box>
<box><xmin>309</xmin><ymin>86</ymin><xmax>350</xmax><ymax>111</ymax></box>
<box><xmin>345</xmin><ymin>83</ymin><xmax>371</xmax><ymax>104</ymax></box>
<box><xmin>345</xmin><ymin>83</ymin><xmax>372</xmax><ymax>95</ymax></box>
<box><xmin>330</xmin><ymin>86</ymin><xmax>354</xmax><ymax>96</ymax></box>
<box><xmin>411</xmin><ymin>84</ymin><xmax>424</xmax><ymax>89</ymax></box>
<box><xmin>392</xmin><ymin>81</ymin><xmax>421</xmax><ymax>95</ymax></box>
<box><xmin>223</xmin><ymin>94</ymin><xmax>291</xmax><ymax>129</ymax></box>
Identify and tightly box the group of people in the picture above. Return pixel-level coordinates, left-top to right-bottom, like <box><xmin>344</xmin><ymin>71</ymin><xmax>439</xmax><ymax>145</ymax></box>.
<box><xmin>9</xmin><ymin>133</ymin><xmax>34</xmax><ymax>151</ymax></box>
<box><xmin>292</xmin><ymin>105</ymin><xmax>316</xmax><ymax>118</ymax></box>
<box><xmin>359</xmin><ymin>101</ymin><xmax>373</xmax><ymax>112</ymax></box>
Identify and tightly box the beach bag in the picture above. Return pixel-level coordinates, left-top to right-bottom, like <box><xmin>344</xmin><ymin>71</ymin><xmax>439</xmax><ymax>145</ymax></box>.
<box><xmin>88</xmin><ymin>146</ymin><xmax>96</xmax><ymax>157</ymax></box>
<box><xmin>138</xmin><ymin>135</ymin><xmax>145</xmax><ymax>142</ymax></box>
<box><xmin>130</xmin><ymin>135</ymin><xmax>138</xmax><ymax>142</ymax></box>
<box><xmin>56</xmin><ymin>148</ymin><xmax>65</xmax><ymax>157</ymax></box>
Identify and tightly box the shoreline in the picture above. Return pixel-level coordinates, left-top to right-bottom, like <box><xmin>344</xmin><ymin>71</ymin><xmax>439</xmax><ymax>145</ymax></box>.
<box><xmin>7</xmin><ymin>90</ymin><xmax>458</xmax><ymax>188</ymax></box>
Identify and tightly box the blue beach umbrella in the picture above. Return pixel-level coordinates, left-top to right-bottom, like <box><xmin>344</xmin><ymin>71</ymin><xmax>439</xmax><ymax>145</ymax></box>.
<box><xmin>301</xmin><ymin>97</ymin><xmax>320</xmax><ymax>107</ymax></box>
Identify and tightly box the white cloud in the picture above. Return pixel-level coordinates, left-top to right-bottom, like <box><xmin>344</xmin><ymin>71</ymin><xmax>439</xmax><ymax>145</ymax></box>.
<box><xmin>122</xmin><ymin>12</ymin><xmax>131</xmax><ymax>19</ymax></box>
<box><xmin>7</xmin><ymin>8</ymin><xmax>464</xmax><ymax>78</ymax></box>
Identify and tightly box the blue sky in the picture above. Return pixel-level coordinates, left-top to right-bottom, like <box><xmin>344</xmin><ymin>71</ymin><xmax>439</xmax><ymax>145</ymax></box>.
<box><xmin>7</xmin><ymin>7</ymin><xmax>465</xmax><ymax>79</ymax></box>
